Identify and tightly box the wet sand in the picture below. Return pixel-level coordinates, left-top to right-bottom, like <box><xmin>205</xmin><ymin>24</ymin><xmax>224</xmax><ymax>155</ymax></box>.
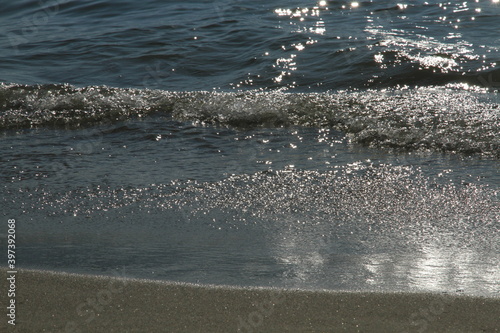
<box><xmin>1</xmin><ymin>268</ymin><xmax>499</xmax><ymax>332</ymax></box>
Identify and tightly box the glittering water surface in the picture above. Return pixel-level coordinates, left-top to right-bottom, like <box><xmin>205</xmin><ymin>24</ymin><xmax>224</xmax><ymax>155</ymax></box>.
<box><xmin>3</xmin><ymin>115</ymin><xmax>499</xmax><ymax>296</ymax></box>
<box><xmin>0</xmin><ymin>0</ymin><xmax>499</xmax><ymax>90</ymax></box>
<box><xmin>0</xmin><ymin>0</ymin><xmax>499</xmax><ymax>297</ymax></box>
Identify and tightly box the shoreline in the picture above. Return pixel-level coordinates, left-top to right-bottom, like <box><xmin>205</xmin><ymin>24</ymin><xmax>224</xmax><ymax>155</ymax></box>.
<box><xmin>1</xmin><ymin>268</ymin><xmax>499</xmax><ymax>332</ymax></box>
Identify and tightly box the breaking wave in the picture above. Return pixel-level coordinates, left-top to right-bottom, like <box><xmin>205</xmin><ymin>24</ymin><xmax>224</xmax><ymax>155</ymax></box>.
<box><xmin>1</xmin><ymin>83</ymin><xmax>499</xmax><ymax>156</ymax></box>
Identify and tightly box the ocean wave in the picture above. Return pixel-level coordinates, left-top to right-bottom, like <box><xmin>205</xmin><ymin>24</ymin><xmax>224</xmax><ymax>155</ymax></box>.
<box><xmin>1</xmin><ymin>83</ymin><xmax>499</xmax><ymax>157</ymax></box>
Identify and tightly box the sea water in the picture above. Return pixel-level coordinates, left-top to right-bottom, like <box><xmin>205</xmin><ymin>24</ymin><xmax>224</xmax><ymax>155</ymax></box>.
<box><xmin>0</xmin><ymin>0</ymin><xmax>499</xmax><ymax>297</ymax></box>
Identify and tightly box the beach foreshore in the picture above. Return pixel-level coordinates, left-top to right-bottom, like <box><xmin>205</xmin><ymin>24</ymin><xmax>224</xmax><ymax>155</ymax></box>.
<box><xmin>1</xmin><ymin>268</ymin><xmax>499</xmax><ymax>332</ymax></box>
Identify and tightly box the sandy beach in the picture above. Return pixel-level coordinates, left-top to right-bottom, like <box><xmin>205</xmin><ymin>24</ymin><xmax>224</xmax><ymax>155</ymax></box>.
<box><xmin>1</xmin><ymin>268</ymin><xmax>499</xmax><ymax>332</ymax></box>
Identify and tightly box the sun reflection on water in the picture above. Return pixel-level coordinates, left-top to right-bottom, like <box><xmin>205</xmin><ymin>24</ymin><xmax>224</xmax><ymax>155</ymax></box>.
<box><xmin>232</xmin><ymin>0</ymin><xmax>498</xmax><ymax>90</ymax></box>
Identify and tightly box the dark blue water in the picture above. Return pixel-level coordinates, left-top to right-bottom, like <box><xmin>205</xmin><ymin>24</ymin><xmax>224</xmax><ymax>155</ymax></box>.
<box><xmin>0</xmin><ymin>0</ymin><xmax>499</xmax><ymax>297</ymax></box>
<box><xmin>1</xmin><ymin>0</ymin><xmax>499</xmax><ymax>90</ymax></box>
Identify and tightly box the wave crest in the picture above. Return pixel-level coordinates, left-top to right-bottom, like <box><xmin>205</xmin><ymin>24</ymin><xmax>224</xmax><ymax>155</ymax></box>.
<box><xmin>1</xmin><ymin>83</ymin><xmax>498</xmax><ymax>156</ymax></box>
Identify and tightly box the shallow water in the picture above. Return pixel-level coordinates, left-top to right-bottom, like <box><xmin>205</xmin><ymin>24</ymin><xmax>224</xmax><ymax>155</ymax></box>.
<box><xmin>0</xmin><ymin>0</ymin><xmax>499</xmax><ymax>297</ymax></box>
